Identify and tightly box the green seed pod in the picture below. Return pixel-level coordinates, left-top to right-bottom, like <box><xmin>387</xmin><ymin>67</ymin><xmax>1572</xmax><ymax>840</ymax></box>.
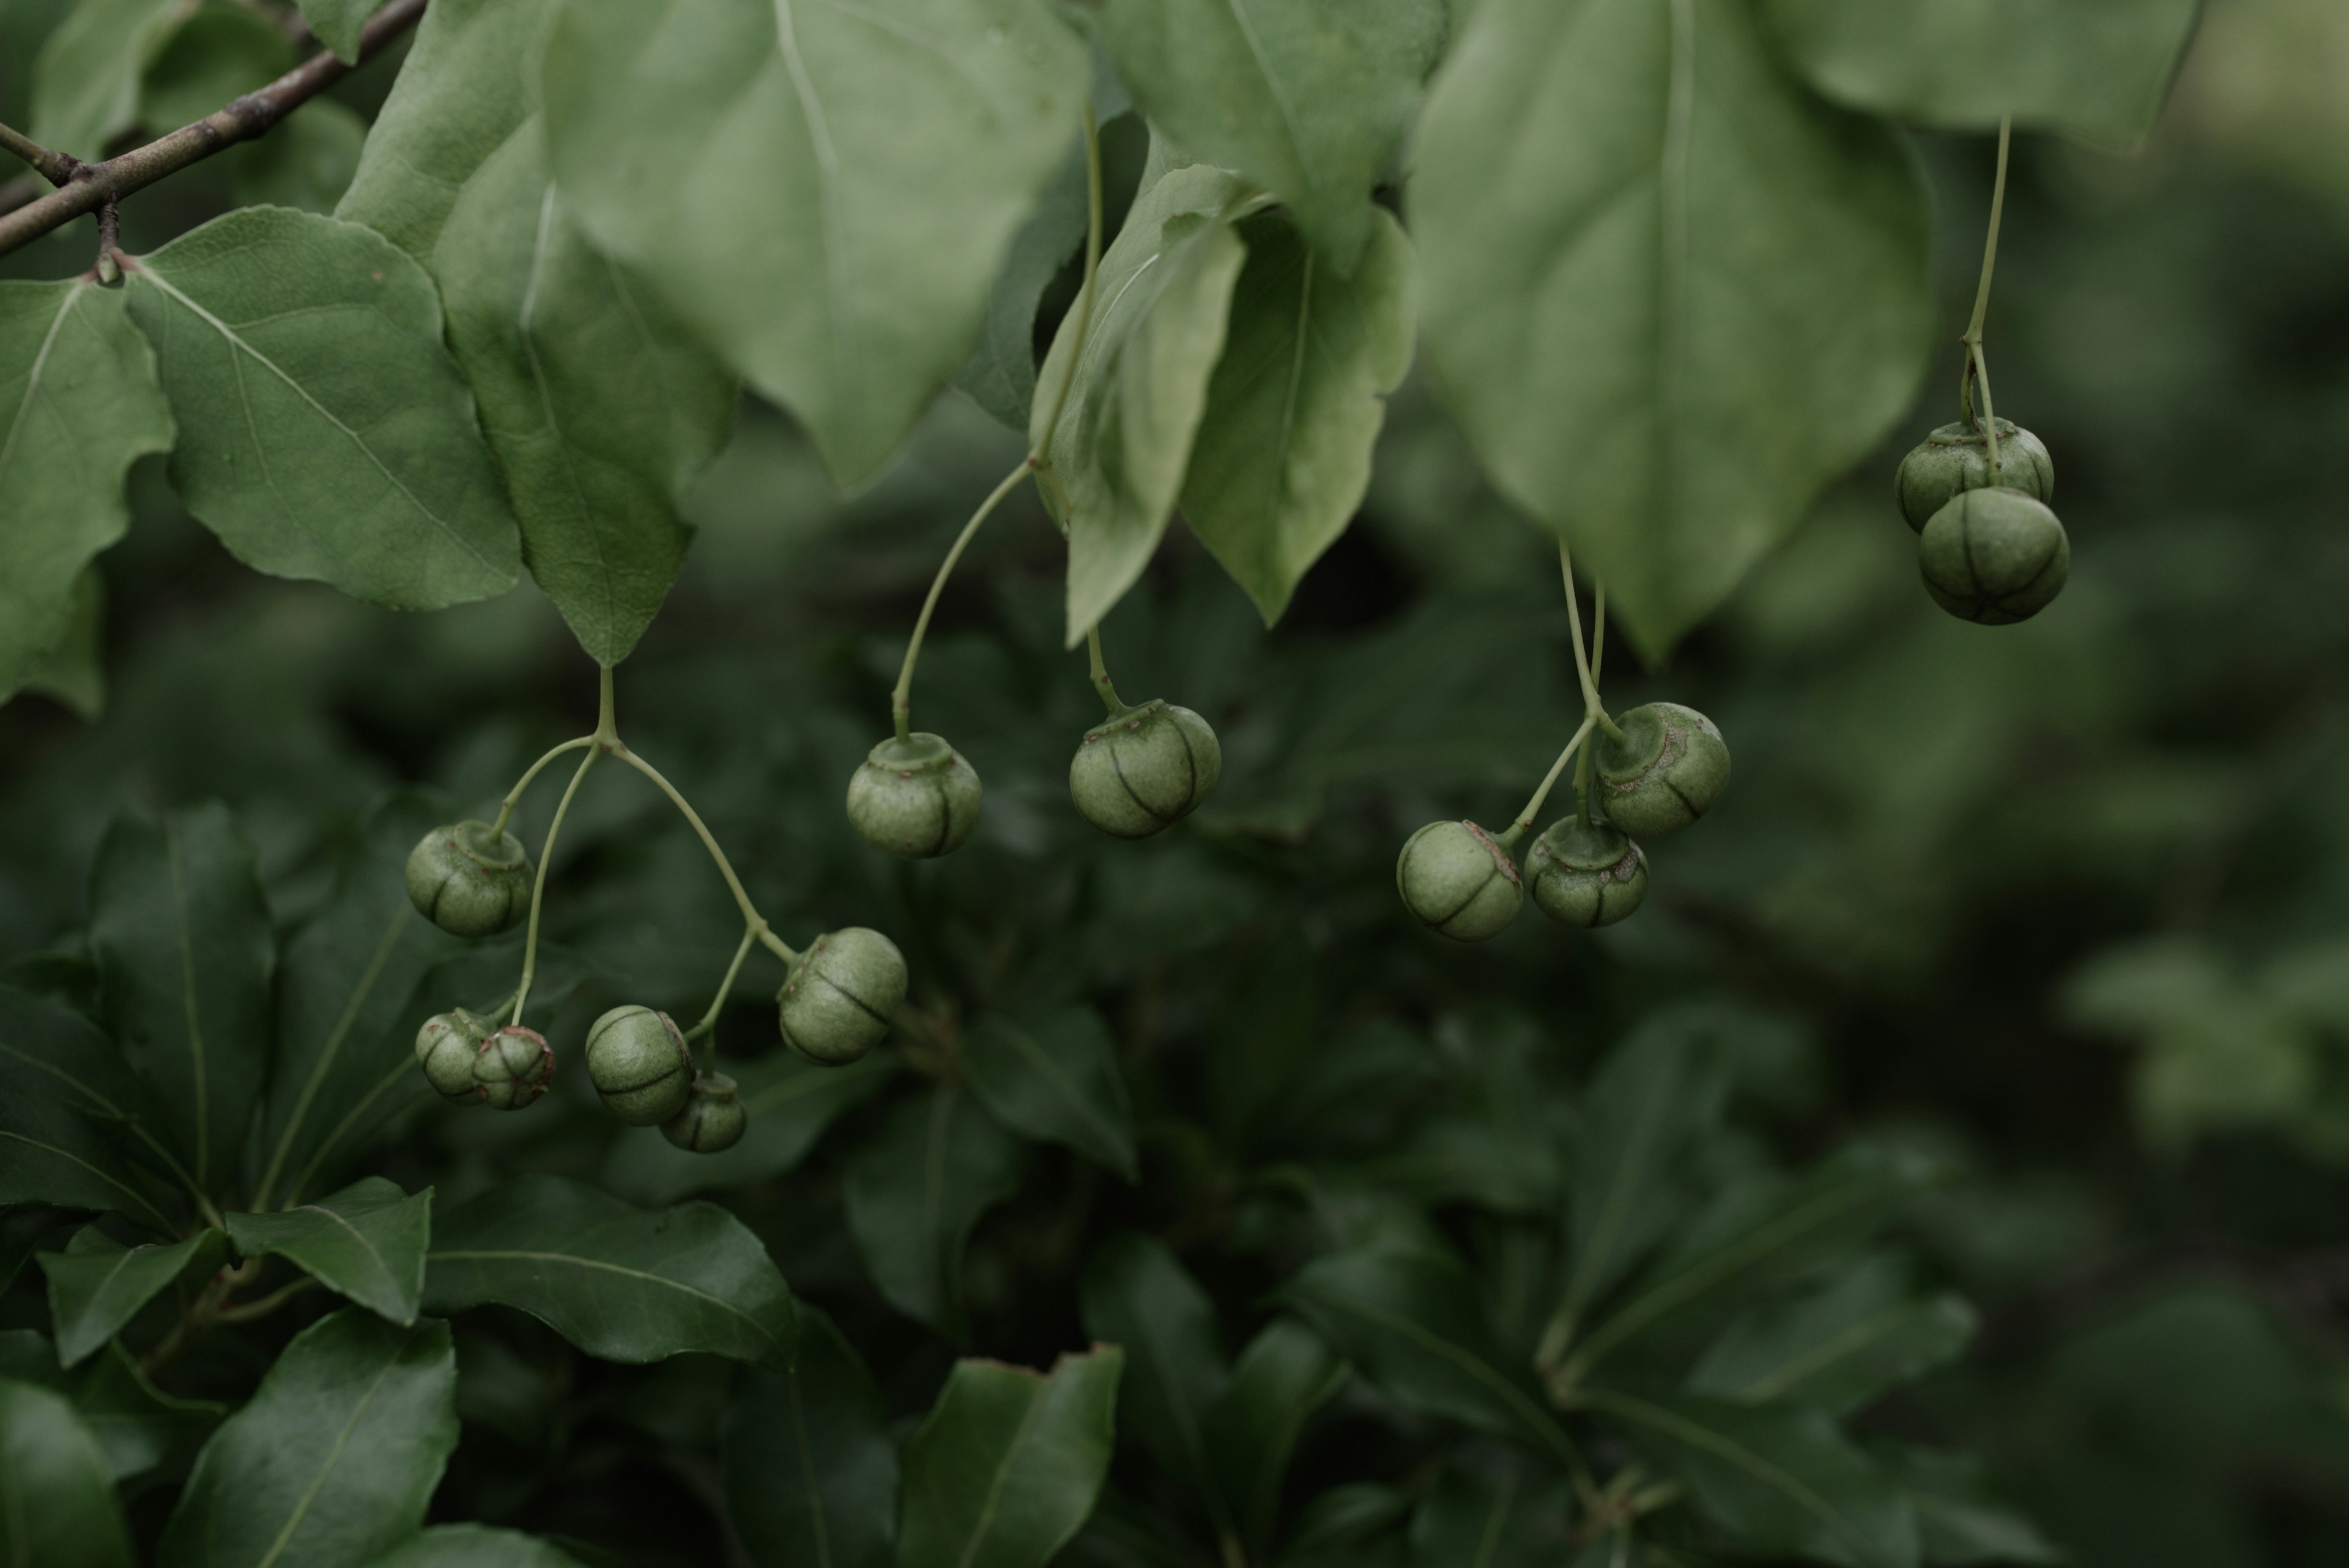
<box><xmin>1595</xmin><ymin>703</ymin><xmax>1730</xmax><ymax>839</ymax></box>
<box><xmin>846</xmin><ymin>732</ymin><xmax>981</xmax><ymax>858</ymax></box>
<box><xmin>472</xmin><ymin>1025</ymin><xmax>554</xmax><ymax>1111</ymax></box>
<box><xmin>1895</xmin><ymin>418</ymin><xmax>2055</xmax><ymax>532</ymax></box>
<box><xmin>1918</xmin><ymin>487</ymin><xmax>2069</xmax><ymax>625</ymax></box>
<box><xmin>1526</xmin><ymin>819</ymin><xmax>1649</xmax><ymax>929</ymax></box>
<box><xmin>405</xmin><ymin>820</ymin><xmax>533</xmax><ymax>938</ymax></box>
<box><xmin>777</xmin><ymin>927</ymin><xmax>907</xmax><ymax>1066</ymax></box>
<box><xmin>661</xmin><ymin>1072</ymin><xmax>748</xmax><ymax>1153</ymax></box>
<box><xmin>414</xmin><ymin>1007</ymin><xmax>494</xmax><ymax>1104</ymax></box>
<box><xmin>585</xmin><ymin>1005</ymin><xmax>695</xmax><ymax>1126</ymax></box>
<box><xmin>1068</xmin><ymin>699</ymin><xmax>1223</xmax><ymax>839</ymax></box>
<box><xmin>1395</xmin><ymin>820</ymin><xmax>1523</xmax><ymax>942</ymax></box>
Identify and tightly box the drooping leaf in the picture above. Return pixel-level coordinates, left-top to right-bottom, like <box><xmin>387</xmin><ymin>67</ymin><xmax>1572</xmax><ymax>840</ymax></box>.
<box><xmin>1091</xmin><ymin>0</ymin><xmax>1445</xmax><ymax>270</ymax></box>
<box><xmin>1203</xmin><ymin>1318</ymin><xmax>1348</xmax><ymax>1556</ymax></box>
<box><xmin>90</xmin><ymin>800</ymin><xmax>274</xmax><ymax>1199</ymax></box>
<box><xmin>843</xmin><ymin>1084</ymin><xmax>1026</xmax><ymax>1343</ymax></box>
<box><xmin>424</xmin><ymin>1173</ymin><xmax>796</xmax><ymax>1369</ymax></box>
<box><xmin>897</xmin><ymin>1346</ymin><xmax>1124</xmax><ymax>1568</ymax></box>
<box><xmin>1759</xmin><ymin>0</ymin><xmax>2201</xmax><ymax>145</ymax></box>
<box><xmin>122</xmin><ymin>206</ymin><xmax>522</xmax><ymax>611</ymax></box>
<box><xmin>0</xmin><ymin>1375</ymin><xmax>135</xmax><ymax>1567</ymax></box>
<box><xmin>138</xmin><ymin>4</ymin><xmax>294</xmax><ymax>131</ymax></box>
<box><xmin>1412</xmin><ymin>0</ymin><xmax>1931</xmax><ymax>661</ymax></box>
<box><xmin>364</xmin><ymin>1525</ymin><xmax>588</xmax><ymax>1567</ymax></box>
<box><xmin>1876</xmin><ymin>1445</ymin><xmax>2062</xmax><ymax>1566</ymax></box>
<box><xmin>226</xmin><ymin>1176</ymin><xmax>432</xmax><ymax>1325</ymax></box>
<box><xmin>17</xmin><ymin>566</ymin><xmax>106</xmax><ymax>718</ymax></box>
<box><xmin>965</xmin><ymin>1004</ymin><xmax>1138</xmax><ymax>1181</ymax></box>
<box><xmin>39</xmin><ymin>1224</ymin><xmax>225</xmax><ymax>1367</ymax></box>
<box><xmin>1032</xmin><ymin>165</ymin><xmax>1251</xmax><ymax>643</ymax></box>
<box><xmin>1282</xmin><ymin>1246</ymin><xmax>1576</xmax><ymax>1466</ymax></box>
<box><xmin>725</xmin><ymin>1306</ymin><xmax>897</xmax><ymax>1568</ymax></box>
<box><xmin>72</xmin><ymin>1340</ymin><xmax>227</xmax><ymax>1483</ymax></box>
<box><xmin>299</xmin><ymin>0</ymin><xmax>386</xmax><ymax>62</ymax></box>
<box><xmin>1179</xmin><ymin>208</ymin><xmax>1414</xmax><ymax>625</ymax></box>
<box><xmin>1579</xmin><ymin>1388</ymin><xmax>1918</xmax><ymax>1568</ymax></box>
<box><xmin>1405</xmin><ymin>1463</ymin><xmax>1579</xmax><ymax>1568</ymax></box>
<box><xmin>28</xmin><ymin>0</ymin><xmax>182</xmax><ymax>158</ymax></box>
<box><xmin>1685</xmin><ymin>1256</ymin><xmax>1976</xmax><ymax>1416</ymax></box>
<box><xmin>1078</xmin><ymin>1233</ymin><xmax>1230</xmax><ymax>1520</ymax></box>
<box><xmin>540</xmin><ymin>0</ymin><xmax>1091</xmax><ymax>485</ymax></box>
<box><xmin>956</xmin><ymin>128</ymin><xmax>1093</xmax><ymax>431</ymax></box>
<box><xmin>0</xmin><ymin>279</ymin><xmax>174</xmax><ymax>705</ymax></box>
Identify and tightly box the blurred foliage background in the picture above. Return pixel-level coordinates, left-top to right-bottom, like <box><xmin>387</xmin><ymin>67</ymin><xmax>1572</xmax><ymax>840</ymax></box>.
<box><xmin>5</xmin><ymin>0</ymin><xmax>2349</xmax><ymax>1564</ymax></box>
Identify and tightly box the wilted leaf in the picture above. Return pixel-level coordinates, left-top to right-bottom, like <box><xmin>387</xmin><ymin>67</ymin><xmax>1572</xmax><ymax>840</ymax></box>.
<box><xmin>725</xmin><ymin>1307</ymin><xmax>896</xmax><ymax>1568</ymax></box>
<box><xmin>897</xmin><ymin>1346</ymin><xmax>1124</xmax><ymax>1568</ymax></box>
<box><xmin>227</xmin><ymin>1176</ymin><xmax>432</xmax><ymax>1325</ymax></box>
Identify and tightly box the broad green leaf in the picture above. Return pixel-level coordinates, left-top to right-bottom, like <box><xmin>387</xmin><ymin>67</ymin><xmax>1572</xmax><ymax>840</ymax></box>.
<box><xmin>1412</xmin><ymin>0</ymin><xmax>1931</xmax><ymax>661</ymax></box>
<box><xmin>1579</xmin><ymin>1388</ymin><xmax>1918</xmax><ymax>1568</ymax></box>
<box><xmin>432</xmin><ymin>117</ymin><xmax>734</xmax><ymax>666</ymax></box>
<box><xmin>72</xmin><ymin>1340</ymin><xmax>227</xmax><ymax>1482</ymax></box>
<box><xmin>158</xmin><ymin>1310</ymin><xmax>458</xmax><ymax>1568</ymax></box>
<box><xmin>0</xmin><ymin>981</ymin><xmax>137</xmax><ymax>1126</ymax></box>
<box><xmin>1091</xmin><ymin>0</ymin><xmax>1444</xmax><ymax>270</ymax></box>
<box><xmin>365</xmin><ymin>1525</ymin><xmax>587</xmax><ymax>1567</ymax></box>
<box><xmin>1406</xmin><ymin>1465</ymin><xmax>1578</xmax><ymax>1568</ymax></box>
<box><xmin>299</xmin><ymin>0</ymin><xmax>385</xmax><ymax>62</ymax></box>
<box><xmin>226</xmin><ymin>1176</ymin><xmax>431</xmax><ymax>1325</ymax></box>
<box><xmin>725</xmin><ymin>1307</ymin><xmax>897</xmax><ymax>1568</ymax></box>
<box><xmin>39</xmin><ymin>1223</ymin><xmax>225</xmax><ymax>1367</ymax></box>
<box><xmin>124</xmin><ymin>206</ymin><xmax>522</xmax><ymax>611</ymax></box>
<box><xmin>18</xmin><ymin>566</ymin><xmax>105</xmax><ymax>718</ymax></box>
<box><xmin>1180</xmin><ymin>208</ymin><xmax>1415</xmax><ymax>625</ymax></box>
<box><xmin>0</xmin><ymin>1047</ymin><xmax>166</xmax><ymax>1225</ymax></box>
<box><xmin>1761</xmin><ymin>0</ymin><xmax>2200</xmax><ymax>145</ymax></box>
<box><xmin>1685</xmin><ymin>1257</ymin><xmax>1976</xmax><ymax>1416</ymax></box>
<box><xmin>424</xmin><ymin>1173</ymin><xmax>796</xmax><ymax>1369</ymax></box>
<box><xmin>966</xmin><ymin>1004</ymin><xmax>1138</xmax><ymax>1181</ymax></box>
<box><xmin>91</xmin><ymin>800</ymin><xmax>273</xmax><ymax>1198</ymax></box>
<box><xmin>1203</xmin><ymin>1318</ymin><xmax>1348</xmax><ymax>1556</ymax></box>
<box><xmin>1031</xmin><ymin>165</ymin><xmax>1250</xmax><ymax>643</ymax></box>
<box><xmin>540</xmin><ymin>0</ymin><xmax>1090</xmax><ymax>485</ymax></box>
<box><xmin>0</xmin><ymin>1375</ymin><xmax>135</xmax><ymax>1567</ymax></box>
<box><xmin>1876</xmin><ymin>1446</ymin><xmax>2061</xmax><ymax>1566</ymax></box>
<box><xmin>28</xmin><ymin>0</ymin><xmax>182</xmax><ymax>158</ymax></box>
<box><xmin>955</xmin><ymin>130</ymin><xmax>1093</xmax><ymax>431</ymax></box>
<box><xmin>843</xmin><ymin>1084</ymin><xmax>1026</xmax><ymax>1342</ymax></box>
<box><xmin>897</xmin><ymin>1346</ymin><xmax>1124</xmax><ymax>1568</ymax></box>
<box><xmin>1078</xmin><ymin>1233</ymin><xmax>1230</xmax><ymax>1522</ymax></box>
<box><xmin>0</xmin><ymin>279</ymin><xmax>174</xmax><ymax>705</ymax></box>
<box><xmin>605</xmin><ymin>1048</ymin><xmax>896</xmax><ymax>1205</ymax></box>
<box><xmin>1282</xmin><ymin>1246</ymin><xmax>1576</xmax><ymax>1466</ymax></box>
<box><xmin>139</xmin><ymin>4</ymin><xmax>293</xmax><ymax>131</ymax></box>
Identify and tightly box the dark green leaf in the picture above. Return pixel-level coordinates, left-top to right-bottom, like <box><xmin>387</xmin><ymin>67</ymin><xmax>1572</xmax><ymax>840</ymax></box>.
<box><xmin>1282</xmin><ymin>1246</ymin><xmax>1575</xmax><ymax>1466</ymax></box>
<box><xmin>1406</xmin><ymin>1465</ymin><xmax>1578</xmax><ymax>1568</ymax></box>
<box><xmin>1876</xmin><ymin>1446</ymin><xmax>2061</xmax><ymax>1566</ymax></box>
<box><xmin>1760</xmin><ymin>0</ymin><xmax>2200</xmax><ymax>144</ymax></box>
<box><xmin>605</xmin><ymin>1048</ymin><xmax>896</xmax><ymax>1205</ymax></box>
<box><xmin>72</xmin><ymin>1340</ymin><xmax>226</xmax><ymax>1483</ymax></box>
<box><xmin>897</xmin><ymin>1345</ymin><xmax>1124</xmax><ymax>1568</ymax></box>
<box><xmin>955</xmin><ymin>130</ymin><xmax>1093</xmax><ymax>430</ymax></box>
<box><xmin>1412</xmin><ymin>0</ymin><xmax>1930</xmax><ymax>660</ymax></box>
<box><xmin>1203</xmin><ymin>1318</ymin><xmax>1348</xmax><ymax>1556</ymax></box>
<box><xmin>725</xmin><ymin>1306</ymin><xmax>896</xmax><ymax>1568</ymax></box>
<box><xmin>0</xmin><ymin>279</ymin><xmax>174</xmax><ymax>705</ymax></box>
<box><xmin>1091</xmin><ymin>0</ymin><xmax>1444</xmax><ymax>269</ymax></box>
<box><xmin>541</xmin><ymin>0</ymin><xmax>1089</xmax><ymax>485</ymax></box>
<box><xmin>365</xmin><ymin>1524</ymin><xmax>588</xmax><ymax>1566</ymax></box>
<box><xmin>1579</xmin><ymin>1388</ymin><xmax>1918</xmax><ymax>1568</ymax></box>
<box><xmin>139</xmin><ymin>4</ymin><xmax>293</xmax><ymax>132</ymax></box>
<box><xmin>1381</xmin><ymin>1012</ymin><xmax>1567</xmax><ymax>1217</ymax></box>
<box><xmin>40</xmin><ymin>1224</ymin><xmax>225</xmax><ymax>1367</ymax></box>
<box><xmin>18</xmin><ymin>565</ymin><xmax>106</xmax><ymax>718</ymax></box>
<box><xmin>424</xmin><ymin>1173</ymin><xmax>796</xmax><ymax>1369</ymax></box>
<box><xmin>299</xmin><ymin>0</ymin><xmax>386</xmax><ymax>62</ymax></box>
<box><xmin>1179</xmin><ymin>209</ymin><xmax>1414</xmax><ymax>625</ymax></box>
<box><xmin>1685</xmin><ymin>1256</ymin><xmax>1976</xmax><ymax>1416</ymax></box>
<box><xmin>124</xmin><ymin>207</ymin><xmax>522</xmax><ymax>611</ymax></box>
<box><xmin>158</xmin><ymin>1310</ymin><xmax>458</xmax><ymax>1568</ymax></box>
<box><xmin>0</xmin><ymin>982</ymin><xmax>135</xmax><ymax>1124</ymax></box>
<box><xmin>0</xmin><ymin>1046</ymin><xmax>166</xmax><ymax>1226</ymax></box>
<box><xmin>1031</xmin><ymin>165</ymin><xmax>1250</xmax><ymax>643</ymax></box>
<box><xmin>1283</xmin><ymin>1481</ymin><xmax>1412</xmax><ymax>1562</ymax></box>
<box><xmin>91</xmin><ymin>801</ymin><xmax>273</xmax><ymax>1199</ymax></box>
<box><xmin>0</xmin><ymin>1375</ymin><xmax>135</xmax><ymax>1567</ymax></box>
<box><xmin>843</xmin><ymin>1084</ymin><xmax>1026</xmax><ymax>1342</ymax></box>
<box><xmin>1078</xmin><ymin>1233</ymin><xmax>1230</xmax><ymax>1521</ymax></box>
<box><xmin>28</xmin><ymin>0</ymin><xmax>181</xmax><ymax>158</ymax></box>
<box><xmin>0</xmin><ymin>1206</ymin><xmax>82</xmax><ymax>1291</ymax></box>
<box><xmin>966</xmin><ymin>1004</ymin><xmax>1138</xmax><ymax>1181</ymax></box>
<box><xmin>227</xmin><ymin>1176</ymin><xmax>432</xmax><ymax>1325</ymax></box>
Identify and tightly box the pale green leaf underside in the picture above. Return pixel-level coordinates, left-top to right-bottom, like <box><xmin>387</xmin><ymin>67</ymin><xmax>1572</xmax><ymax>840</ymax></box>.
<box><xmin>1412</xmin><ymin>0</ymin><xmax>1931</xmax><ymax>661</ymax></box>
<box><xmin>17</xmin><ymin>567</ymin><xmax>106</xmax><ymax>718</ymax></box>
<box><xmin>541</xmin><ymin>0</ymin><xmax>1090</xmax><ymax>486</ymax></box>
<box><xmin>124</xmin><ymin>205</ymin><xmax>522</xmax><ymax>610</ymax></box>
<box><xmin>298</xmin><ymin>0</ymin><xmax>385</xmax><ymax>62</ymax></box>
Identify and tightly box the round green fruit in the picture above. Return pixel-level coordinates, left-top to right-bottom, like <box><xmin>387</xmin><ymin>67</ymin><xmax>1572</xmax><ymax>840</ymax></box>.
<box><xmin>1526</xmin><ymin>819</ymin><xmax>1649</xmax><ymax>929</ymax></box>
<box><xmin>1917</xmin><ymin>487</ymin><xmax>2069</xmax><ymax>625</ymax></box>
<box><xmin>1396</xmin><ymin>820</ymin><xmax>1523</xmax><ymax>942</ymax></box>
<box><xmin>777</xmin><ymin>927</ymin><xmax>907</xmax><ymax>1065</ymax></box>
<box><xmin>1895</xmin><ymin>418</ymin><xmax>2054</xmax><ymax>532</ymax></box>
<box><xmin>473</xmin><ymin>1025</ymin><xmax>554</xmax><ymax>1111</ymax></box>
<box><xmin>415</xmin><ymin>1007</ymin><xmax>494</xmax><ymax>1104</ymax></box>
<box><xmin>585</xmin><ymin>1005</ymin><xmax>694</xmax><ymax>1126</ymax></box>
<box><xmin>846</xmin><ymin>732</ymin><xmax>981</xmax><ymax>858</ymax></box>
<box><xmin>661</xmin><ymin>1072</ymin><xmax>748</xmax><ymax>1153</ymax></box>
<box><xmin>1068</xmin><ymin>700</ymin><xmax>1222</xmax><ymax>839</ymax></box>
<box><xmin>406</xmin><ymin>821</ymin><xmax>533</xmax><ymax>938</ymax></box>
<box><xmin>1595</xmin><ymin>703</ymin><xmax>1729</xmax><ymax>839</ymax></box>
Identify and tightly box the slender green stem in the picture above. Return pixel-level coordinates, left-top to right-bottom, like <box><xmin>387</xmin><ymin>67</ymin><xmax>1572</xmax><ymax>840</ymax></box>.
<box><xmin>1558</xmin><ymin>541</ymin><xmax>1625</xmax><ymax>742</ymax></box>
<box><xmin>1591</xmin><ymin>585</ymin><xmax>1607</xmax><ymax>687</ymax></box>
<box><xmin>1031</xmin><ymin>105</ymin><xmax>1105</xmax><ymax>473</ymax></box>
<box><xmin>509</xmin><ymin>746</ymin><xmax>599</xmax><ymax>1027</ymax></box>
<box><xmin>1970</xmin><ymin>343</ymin><xmax>2003</xmax><ymax>474</ymax></box>
<box><xmin>214</xmin><ymin>1276</ymin><xmax>316</xmax><ymax>1325</ymax></box>
<box><xmin>1575</xmin><ymin>730</ymin><xmax>1594</xmax><ymax>828</ymax></box>
<box><xmin>890</xmin><ymin>459</ymin><xmax>1033</xmax><ymax>742</ymax></box>
<box><xmin>609</xmin><ymin>746</ymin><xmax>798</xmax><ymax>965</ymax></box>
<box><xmin>684</xmin><ymin>921</ymin><xmax>761</xmax><ymax>1069</ymax></box>
<box><xmin>491</xmin><ymin>735</ymin><xmax>595</xmax><ymax>837</ymax></box>
<box><xmin>1085</xmin><ymin>623</ymin><xmax>1124</xmax><ymax>714</ymax></box>
<box><xmin>1497</xmin><ymin>716</ymin><xmax>1597</xmax><ymax>850</ymax></box>
<box><xmin>1960</xmin><ymin>116</ymin><xmax>2013</xmax><ymax>473</ymax></box>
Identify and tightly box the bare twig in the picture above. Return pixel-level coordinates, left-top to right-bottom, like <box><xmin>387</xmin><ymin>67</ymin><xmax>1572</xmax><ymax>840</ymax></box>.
<box><xmin>0</xmin><ymin>121</ymin><xmax>79</xmax><ymax>186</ymax></box>
<box><xmin>0</xmin><ymin>0</ymin><xmax>426</xmax><ymax>260</ymax></box>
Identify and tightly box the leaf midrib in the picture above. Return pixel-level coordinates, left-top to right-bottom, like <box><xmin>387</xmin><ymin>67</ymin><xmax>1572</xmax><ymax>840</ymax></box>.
<box><xmin>426</xmin><ymin>1247</ymin><xmax>785</xmax><ymax>1355</ymax></box>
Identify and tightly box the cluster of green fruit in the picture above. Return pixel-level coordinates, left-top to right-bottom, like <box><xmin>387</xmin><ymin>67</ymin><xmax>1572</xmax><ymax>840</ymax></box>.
<box><xmin>401</xmin><ymin>819</ymin><xmax>905</xmax><ymax>1152</ymax></box>
<box><xmin>1898</xmin><ymin>416</ymin><xmax>2068</xmax><ymax>624</ymax></box>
